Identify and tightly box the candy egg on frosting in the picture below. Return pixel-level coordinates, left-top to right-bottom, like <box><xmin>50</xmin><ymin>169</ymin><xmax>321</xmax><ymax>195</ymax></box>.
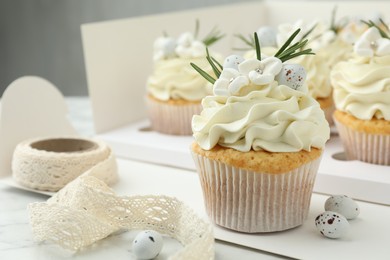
<box><xmin>257</xmin><ymin>26</ymin><xmax>277</xmax><ymax>47</ymax></box>
<box><xmin>325</xmin><ymin>195</ymin><xmax>360</xmax><ymax>220</ymax></box>
<box><xmin>275</xmin><ymin>64</ymin><xmax>306</xmax><ymax>90</ymax></box>
<box><xmin>223</xmin><ymin>55</ymin><xmax>245</xmax><ymax>70</ymax></box>
<box><xmin>132</xmin><ymin>230</ymin><xmax>163</xmax><ymax>260</ymax></box>
<box><xmin>315</xmin><ymin>211</ymin><xmax>349</xmax><ymax>239</ymax></box>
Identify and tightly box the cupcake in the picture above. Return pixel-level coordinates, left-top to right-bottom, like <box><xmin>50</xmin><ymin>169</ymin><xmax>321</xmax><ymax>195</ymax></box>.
<box><xmin>331</xmin><ymin>26</ymin><xmax>390</xmax><ymax>165</ymax></box>
<box><xmin>146</xmin><ymin>25</ymin><xmax>223</xmax><ymax>135</ymax></box>
<box><xmin>191</xmin><ymin>31</ymin><xmax>330</xmax><ymax>233</ymax></box>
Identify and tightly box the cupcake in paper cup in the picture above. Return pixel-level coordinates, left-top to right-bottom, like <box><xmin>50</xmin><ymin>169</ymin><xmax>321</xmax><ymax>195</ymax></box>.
<box><xmin>146</xmin><ymin>23</ymin><xmax>223</xmax><ymax>135</ymax></box>
<box><xmin>190</xmin><ymin>30</ymin><xmax>330</xmax><ymax>233</ymax></box>
<box><xmin>331</xmin><ymin>25</ymin><xmax>390</xmax><ymax>165</ymax></box>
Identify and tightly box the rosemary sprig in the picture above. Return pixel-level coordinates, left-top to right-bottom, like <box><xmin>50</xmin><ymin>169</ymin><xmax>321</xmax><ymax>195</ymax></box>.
<box><xmin>190</xmin><ymin>48</ymin><xmax>221</xmax><ymax>84</ymax></box>
<box><xmin>234</xmin><ymin>33</ymin><xmax>255</xmax><ymax>49</ymax></box>
<box><xmin>361</xmin><ymin>20</ymin><xmax>390</xmax><ymax>39</ymax></box>
<box><xmin>190</xmin><ymin>62</ymin><xmax>216</xmax><ymax>84</ymax></box>
<box><xmin>202</xmin><ymin>25</ymin><xmax>225</xmax><ymax>46</ymax></box>
<box><xmin>194</xmin><ymin>19</ymin><xmax>200</xmax><ymax>39</ymax></box>
<box><xmin>301</xmin><ymin>23</ymin><xmax>317</xmax><ymax>40</ymax></box>
<box><xmin>192</xmin><ymin>28</ymin><xmax>314</xmax><ymax>83</ymax></box>
<box><xmin>274</xmin><ymin>29</ymin><xmax>301</xmax><ymax>57</ymax></box>
<box><xmin>206</xmin><ymin>48</ymin><xmax>221</xmax><ymax>78</ymax></box>
<box><xmin>254</xmin><ymin>32</ymin><xmax>261</xmax><ymax>61</ymax></box>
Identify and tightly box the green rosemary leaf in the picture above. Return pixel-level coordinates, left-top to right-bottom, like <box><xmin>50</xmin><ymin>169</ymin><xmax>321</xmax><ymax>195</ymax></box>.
<box><xmin>206</xmin><ymin>48</ymin><xmax>221</xmax><ymax>78</ymax></box>
<box><xmin>379</xmin><ymin>18</ymin><xmax>389</xmax><ymax>32</ymax></box>
<box><xmin>204</xmin><ymin>34</ymin><xmax>225</xmax><ymax>46</ymax></box>
<box><xmin>301</xmin><ymin>23</ymin><xmax>317</xmax><ymax>40</ymax></box>
<box><xmin>254</xmin><ymin>32</ymin><xmax>261</xmax><ymax>61</ymax></box>
<box><xmin>280</xmin><ymin>49</ymin><xmax>315</xmax><ymax>62</ymax></box>
<box><xmin>274</xmin><ymin>29</ymin><xmax>301</xmax><ymax>57</ymax></box>
<box><xmin>162</xmin><ymin>31</ymin><xmax>168</xmax><ymax>37</ymax></box>
<box><xmin>330</xmin><ymin>6</ymin><xmax>338</xmax><ymax>32</ymax></box>
<box><xmin>211</xmin><ymin>57</ymin><xmax>223</xmax><ymax>70</ymax></box>
<box><xmin>276</xmin><ymin>40</ymin><xmax>308</xmax><ymax>59</ymax></box>
<box><xmin>190</xmin><ymin>63</ymin><xmax>216</xmax><ymax>84</ymax></box>
<box><xmin>235</xmin><ymin>34</ymin><xmax>255</xmax><ymax>48</ymax></box>
<box><xmin>194</xmin><ymin>19</ymin><xmax>200</xmax><ymax>39</ymax></box>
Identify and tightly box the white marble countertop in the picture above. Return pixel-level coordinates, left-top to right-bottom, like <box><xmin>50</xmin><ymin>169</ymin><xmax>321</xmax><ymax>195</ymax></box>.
<box><xmin>0</xmin><ymin>97</ymin><xmax>287</xmax><ymax>260</ymax></box>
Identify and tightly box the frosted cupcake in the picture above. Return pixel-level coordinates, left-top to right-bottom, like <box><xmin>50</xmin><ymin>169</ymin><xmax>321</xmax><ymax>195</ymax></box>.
<box><xmin>146</xmin><ymin>26</ymin><xmax>223</xmax><ymax>135</ymax></box>
<box><xmin>331</xmin><ymin>26</ymin><xmax>390</xmax><ymax>165</ymax></box>
<box><xmin>191</xmin><ymin>30</ymin><xmax>330</xmax><ymax>233</ymax></box>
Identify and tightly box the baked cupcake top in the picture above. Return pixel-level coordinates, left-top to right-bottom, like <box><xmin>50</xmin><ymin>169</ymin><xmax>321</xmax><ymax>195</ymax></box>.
<box><xmin>192</xmin><ymin>30</ymin><xmax>330</xmax><ymax>153</ymax></box>
<box><xmin>331</xmin><ymin>26</ymin><xmax>390</xmax><ymax>120</ymax></box>
<box><xmin>147</xmin><ymin>25</ymin><xmax>223</xmax><ymax>102</ymax></box>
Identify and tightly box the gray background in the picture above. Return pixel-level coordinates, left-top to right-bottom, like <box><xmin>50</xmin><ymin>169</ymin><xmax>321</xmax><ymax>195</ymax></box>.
<box><xmin>0</xmin><ymin>0</ymin><xmax>259</xmax><ymax>97</ymax></box>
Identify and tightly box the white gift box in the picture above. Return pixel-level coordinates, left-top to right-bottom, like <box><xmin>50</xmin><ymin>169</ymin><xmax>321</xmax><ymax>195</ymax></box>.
<box><xmin>81</xmin><ymin>1</ymin><xmax>390</xmax><ymax>206</ymax></box>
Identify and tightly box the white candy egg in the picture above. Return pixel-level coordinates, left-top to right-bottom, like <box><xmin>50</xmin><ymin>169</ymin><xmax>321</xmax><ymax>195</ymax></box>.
<box><xmin>275</xmin><ymin>64</ymin><xmax>306</xmax><ymax>90</ymax></box>
<box><xmin>257</xmin><ymin>26</ymin><xmax>277</xmax><ymax>47</ymax></box>
<box><xmin>223</xmin><ymin>55</ymin><xmax>245</xmax><ymax>70</ymax></box>
<box><xmin>132</xmin><ymin>230</ymin><xmax>163</xmax><ymax>259</ymax></box>
<box><xmin>315</xmin><ymin>211</ymin><xmax>350</xmax><ymax>239</ymax></box>
<box><xmin>325</xmin><ymin>195</ymin><xmax>360</xmax><ymax>220</ymax></box>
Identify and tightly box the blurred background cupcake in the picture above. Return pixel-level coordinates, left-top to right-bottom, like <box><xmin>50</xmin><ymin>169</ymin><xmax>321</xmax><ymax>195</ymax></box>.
<box><xmin>146</xmin><ymin>22</ymin><xmax>223</xmax><ymax>135</ymax></box>
<box><xmin>331</xmin><ymin>25</ymin><xmax>390</xmax><ymax>165</ymax></box>
<box><xmin>191</xmin><ymin>31</ymin><xmax>330</xmax><ymax>233</ymax></box>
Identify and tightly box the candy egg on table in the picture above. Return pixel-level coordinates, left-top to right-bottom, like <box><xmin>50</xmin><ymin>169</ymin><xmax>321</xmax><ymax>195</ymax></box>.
<box><xmin>275</xmin><ymin>64</ymin><xmax>306</xmax><ymax>91</ymax></box>
<box><xmin>325</xmin><ymin>195</ymin><xmax>360</xmax><ymax>220</ymax></box>
<box><xmin>315</xmin><ymin>211</ymin><xmax>350</xmax><ymax>239</ymax></box>
<box><xmin>223</xmin><ymin>55</ymin><xmax>245</xmax><ymax>70</ymax></box>
<box><xmin>132</xmin><ymin>230</ymin><xmax>163</xmax><ymax>259</ymax></box>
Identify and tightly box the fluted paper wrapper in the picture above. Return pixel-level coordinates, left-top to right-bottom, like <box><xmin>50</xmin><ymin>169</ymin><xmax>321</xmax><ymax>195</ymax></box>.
<box><xmin>191</xmin><ymin>152</ymin><xmax>322</xmax><ymax>233</ymax></box>
<box><xmin>334</xmin><ymin>117</ymin><xmax>390</xmax><ymax>165</ymax></box>
<box><xmin>146</xmin><ymin>97</ymin><xmax>202</xmax><ymax>135</ymax></box>
<box><xmin>323</xmin><ymin>103</ymin><xmax>335</xmax><ymax>126</ymax></box>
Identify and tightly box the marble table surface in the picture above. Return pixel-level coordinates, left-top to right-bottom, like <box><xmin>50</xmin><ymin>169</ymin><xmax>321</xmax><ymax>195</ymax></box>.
<box><xmin>0</xmin><ymin>97</ymin><xmax>286</xmax><ymax>260</ymax></box>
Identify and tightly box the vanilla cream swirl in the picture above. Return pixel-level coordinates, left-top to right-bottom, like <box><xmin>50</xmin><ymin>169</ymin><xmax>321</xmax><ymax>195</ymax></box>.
<box><xmin>147</xmin><ymin>57</ymin><xmax>213</xmax><ymax>101</ymax></box>
<box><xmin>331</xmin><ymin>55</ymin><xmax>390</xmax><ymax>120</ymax></box>
<box><xmin>293</xmin><ymin>55</ymin><xmax>332</xmax><ymax>99</ymax></box>
<box><xmin>192</xmin><ymin>82</ymin><xmax>330</xmax><ymax>152</ymax></box>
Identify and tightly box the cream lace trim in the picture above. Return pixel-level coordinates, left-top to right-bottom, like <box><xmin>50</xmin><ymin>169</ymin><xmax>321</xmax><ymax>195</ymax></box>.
<box><xmin>28</xmin><ymin>176</ymin><xmax>214</xmax><ymax>259</ymax></box>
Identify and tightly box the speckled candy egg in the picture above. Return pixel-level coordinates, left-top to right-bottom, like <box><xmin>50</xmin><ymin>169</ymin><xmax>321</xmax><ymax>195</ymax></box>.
<box><xmin>223</xmin><ymin>55</ymin><xmax>245</xmax><ymax>70</ymax></box>
<box><xmin>325</xmin><ymin>195</ymin><xmax>360</xmax><ymax>220</ymax></box>
<box><xmin>315</xmin><ymin>211</ymin><xmax>349</xmax><ymax>239</ymax></box>
<box><xmin>275</xmin><ymin>64</ymin><xmax>306</xmax><ymax>91</ymax></box>
<box><xmin>256</xmin><ymin>26</ymin><xmax>277</xmax><ymax>47</ymax></box>
<box><xmin>132</xmin><ymin>230</ymin><xmax>163</xmax><ymax>259</ymax></box>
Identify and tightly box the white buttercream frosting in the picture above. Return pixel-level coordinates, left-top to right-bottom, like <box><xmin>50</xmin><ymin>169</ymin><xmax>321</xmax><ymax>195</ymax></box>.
<box><xmin>331</xmin><ymin>55</ymin><xmax>390</xmax><ymax>120</ymax></box>
<box><xmin>147</xmin><ymin>57</ymin><xmax>213</xmax><ymax>101</ymax></box>
<box><xmin>192</xmin><ymin>82</ymin><xmax>330</xmax><ymax>152</ymax></box>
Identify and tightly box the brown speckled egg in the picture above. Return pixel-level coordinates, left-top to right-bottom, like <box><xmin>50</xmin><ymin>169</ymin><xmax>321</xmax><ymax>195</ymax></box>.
<box><xmin>325</xmin><ymin>195</ymin><xmax>360</xmax><ymax>220</ymax></box>
<box><xmin>315</xmin><ymin>211</ymin><xmax>349</xmax><ymax>239</ymax></box>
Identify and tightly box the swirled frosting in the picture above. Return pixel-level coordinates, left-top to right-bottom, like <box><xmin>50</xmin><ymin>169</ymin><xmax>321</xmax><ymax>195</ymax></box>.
<box><xmin>147</xmin><ymin>57</ymin><xmax>213</xmax><ymax>101</ymax></box>
<box><xmin>317</xmin><ymin>37</ymin><xmax>353</xmax><ymax>69</ymax></box>
<box><xmin>293</xmin><ymin>55</ymin><xmax>332</xmax><ymax>99</ymax></box>
<box><xmin>192</xmin><ymin>82</ymin><xmax>330</xmax><ymax>152</ymax></box>
<box><xmin>331</xmin><ymin>55</ymin><xmax>390</xmax><ymax>120</ymax></box>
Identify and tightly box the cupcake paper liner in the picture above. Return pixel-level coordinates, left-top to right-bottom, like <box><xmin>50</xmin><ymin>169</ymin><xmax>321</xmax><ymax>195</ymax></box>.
<box><xmin>323</xmin><ymin>102</ymin><xmax>335</xmax><ymax>126</ymax></box>
<box><xmin>334</xmin><ymin>117</ymin><xmax>390</xmax><ymax>165</ymax></box>
<box><xmin>146</xmin><ymin>97</ymin><xmax>202</xmax><ymax>135</ymax></box>
<box><xmin>191</xmin><ymin>151</ymin><xmax>322</xmax><ymax>233</ymax></box>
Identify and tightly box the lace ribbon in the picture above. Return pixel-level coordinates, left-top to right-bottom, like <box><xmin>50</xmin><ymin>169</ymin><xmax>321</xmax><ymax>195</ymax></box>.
<box><xmin>29</xmin><ymin>176</ymin><xmax>214</xmax><ymax>259</ymax></box>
